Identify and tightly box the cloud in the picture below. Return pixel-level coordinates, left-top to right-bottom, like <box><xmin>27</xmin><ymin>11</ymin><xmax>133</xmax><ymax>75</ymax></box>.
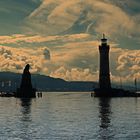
<box><xmin>0</xmin><ymin>0</ymin><xmax>139</xmax><ymax>86</ymax></box>
<box><xmin>0</xmin><ymin>33</ymin><xmax>99</xmax><ymax>81</ymax></box>
<box><xmin>27</xmin><ymin>0</ymin><xmax>81</xmax><ymax>34</ymax></box>
<box><xmin>0</xmin><ymin>33</ymin><xmax>92</xmax><ymax>45</ymax></box>
<box><xmin>0</xmin><ymin>33</ymin><xmax>139</xmax><ymax>84</ymax></box>
<box><xmin>0</xmin><ymin>46</ymin><xmax>50</xmax><ymax>74</ymax></box>
<box><xmin>26</xmin><ymin>0</ymin><xmax>137</xmax><ymax>37</ymax></box>
<box><xmin>24</xmin><ymin>0</ymin><xmax>140</xmax><ymax>52</ymax></box>
<box><xmin>116</xmin><ymin>49</ymin><xmax>140</xmax><ymax>77</ymax></box>
<box><xmin>50</xmin><ymin>66</ymin><xmax>98</xmax><ymax>81</ymax></box>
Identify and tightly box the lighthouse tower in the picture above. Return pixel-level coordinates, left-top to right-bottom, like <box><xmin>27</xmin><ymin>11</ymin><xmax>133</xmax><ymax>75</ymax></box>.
<box><xmin>99</xmin><ymin>34</ymin><xmax>111</xmax><ymax>89</ymax></box>
<box><xmin>93</xmin><ymin>35</ymin><xmax>138</xmax><ymax>97</ymax></box>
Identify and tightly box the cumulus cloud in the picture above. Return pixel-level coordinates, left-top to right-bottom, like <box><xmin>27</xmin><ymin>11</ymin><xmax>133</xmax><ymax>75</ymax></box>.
<box><xmin>116</xmin><ymin>49</ymin><xmax>140</xmax><ymax>78</ymax></box>
<box><xmin>0</xmin><ymin>32</ymin><xmax>99</xmax><ymax>81</ymax></box>
<box><xmin>0</xmin><ymin>33</ymin><xmax>99</xmax><ymax>82</ymax></box>
<box><xmin>0</xmin><ymin>33</ymin><xmax>139</xmax><ymax>84</ymax></box>
<box><xmin>50</xmin><ymin>42</ymin><xmax>140</xmax><ymax>83</ymax></box>
<box><xmin>0</xmin><ymin>46</ymin><xmax>50</xmax><ymax>74</ymax></box>
<box><xmin>50</xmin><ymin>66</ymin><xmax>98</xmax><ymax>81</ymax></box>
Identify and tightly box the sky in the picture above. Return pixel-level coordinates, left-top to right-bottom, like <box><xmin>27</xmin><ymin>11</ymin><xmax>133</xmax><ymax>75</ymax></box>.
<box><xmin>0</xmin><ymin>0</ymin><xmax>140</xmax><ymax>84</ymax></box>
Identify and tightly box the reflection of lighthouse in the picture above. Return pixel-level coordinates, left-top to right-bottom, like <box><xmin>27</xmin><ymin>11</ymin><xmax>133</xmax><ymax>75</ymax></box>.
<box><xmin>99</xmin><ymin>34</ymin><xmax>111</xmax><ymax>89</ymax></box>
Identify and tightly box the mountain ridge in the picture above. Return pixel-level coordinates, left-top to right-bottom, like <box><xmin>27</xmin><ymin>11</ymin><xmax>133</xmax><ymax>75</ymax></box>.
<box><xmin>0</xmin><ymin>72</ymin><xmax>96</xmax><ymax>92</ymax></box>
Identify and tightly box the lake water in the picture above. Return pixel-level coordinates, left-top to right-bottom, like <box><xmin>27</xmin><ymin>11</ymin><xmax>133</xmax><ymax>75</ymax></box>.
<box><xmin>0</xmin><ymin>92</ymin><xmax>140</xmax><ymax>140</ymax></box>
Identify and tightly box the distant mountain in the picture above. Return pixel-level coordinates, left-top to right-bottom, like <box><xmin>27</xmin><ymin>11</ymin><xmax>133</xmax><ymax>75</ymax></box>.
<box><xmin>0</xmin><ymin>72</ymin><xmax>97</xmax><ymax>92</ymax></box>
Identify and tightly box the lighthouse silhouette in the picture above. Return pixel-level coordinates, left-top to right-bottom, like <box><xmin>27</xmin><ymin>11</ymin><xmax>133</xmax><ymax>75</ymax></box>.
<box><xmin>99</xmin><ymin>34</ymin><xmax>111</xmax><ymax>89</ymax></box>
<box><xmin>93</xmin><ymin>34</ymin><xmax>138</xmax><ymax>97</ymax></box>
<box><xmin>93</xmin><ymin>34</ymin><xmax>113</xmax><ymax>97</ymax></box>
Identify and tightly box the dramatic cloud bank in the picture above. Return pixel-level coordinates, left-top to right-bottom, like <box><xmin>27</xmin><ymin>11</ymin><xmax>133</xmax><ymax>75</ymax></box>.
<box><xmin>0</xmin><ymin>33</ymin><xmax>140</xmax><ymax>84</ymax></box>
<box><xmin>27</xmin><ymin>0</ymin><xmax>139</xmax><ymax>38</ymax></box>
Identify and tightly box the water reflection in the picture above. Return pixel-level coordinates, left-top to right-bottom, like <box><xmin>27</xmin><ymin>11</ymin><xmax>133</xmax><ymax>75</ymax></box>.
<box><xmin>99</xmin><ymin>98</ymin><xmax>111</xmax><ymax>128</ymax></box>
<box><xmin>20</xmin><ymin>98</ymin><xmax>32</xmax><ymax>121</ymax></box>
<box><xmin>18</xmin><ymin>98</ymin><xmax>33</xmax><ymax>139</ymax></box>
<box><xmin>98</xmin><ymin>98</ymin><xmax>113</xmax><ymax>139</ymax></box>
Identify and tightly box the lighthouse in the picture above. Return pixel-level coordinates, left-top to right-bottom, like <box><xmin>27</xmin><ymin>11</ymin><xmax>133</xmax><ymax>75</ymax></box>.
<box><xmin>99</xmin><ymin>34</ymin><xmax>111</xmax><ymax>89</ymax></box>
<box><xmin>93</xmin><ymin>35</ymin><xmax>139</xmax><ymax>97</ymax></box>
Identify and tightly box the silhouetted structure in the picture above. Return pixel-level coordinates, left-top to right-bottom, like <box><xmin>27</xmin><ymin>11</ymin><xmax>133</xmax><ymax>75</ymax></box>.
<box><xmin>93</xmin><ymin>35</ymin><xmax>139</xmax><ymax>97</ymax></box>
<box><xmin>15</xmin><ymin>64</ymin><xmax>36</xmax><ymax>98</ymax></box>
<box><xmin>99</xmin><ymin>34</ymin><xmax>111</xmax><ymax>89</ymax></box>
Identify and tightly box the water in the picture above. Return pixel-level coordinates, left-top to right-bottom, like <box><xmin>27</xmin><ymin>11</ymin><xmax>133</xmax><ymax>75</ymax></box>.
<box><xmin>0</xmin><ymin>92</ymin><xmax>140</xmax><ymax>140</ymax></box>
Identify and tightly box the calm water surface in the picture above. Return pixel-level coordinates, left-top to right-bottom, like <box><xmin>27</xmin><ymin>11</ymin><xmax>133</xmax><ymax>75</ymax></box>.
<box><xmin>0</xmin><ymin>92</ymin><xmax>140</xmax><ymax>140</ymax></box>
